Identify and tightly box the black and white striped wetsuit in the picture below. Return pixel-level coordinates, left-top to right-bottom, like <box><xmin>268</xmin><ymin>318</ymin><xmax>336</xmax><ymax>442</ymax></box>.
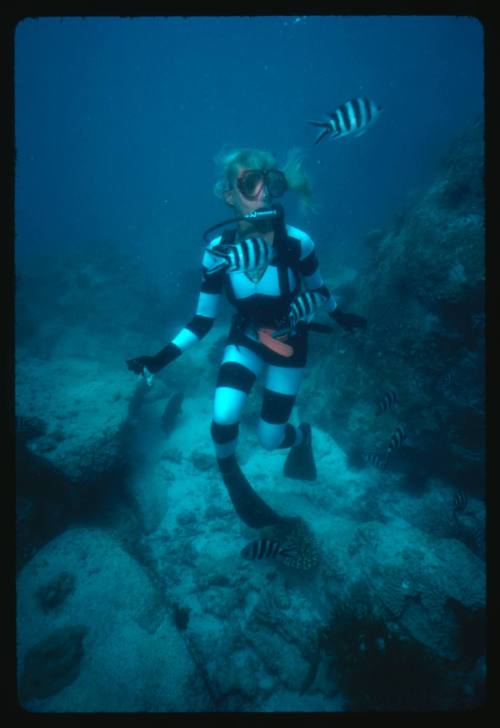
<box><xmin>163</xmin><ymin>223</ymin><xmax>337</xmax><ymax>463</ymax></box>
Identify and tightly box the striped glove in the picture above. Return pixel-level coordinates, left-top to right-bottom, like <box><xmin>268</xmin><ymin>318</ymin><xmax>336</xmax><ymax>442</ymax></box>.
<box><xmin>126</xmin><ymin>342</ymin><xmax>180</xmax><ymax>374</ymax></box>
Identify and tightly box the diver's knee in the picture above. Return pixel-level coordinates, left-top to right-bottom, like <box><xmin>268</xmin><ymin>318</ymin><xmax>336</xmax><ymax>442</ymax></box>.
<box><xmin>257</xmin><ymin>421</ymin><xmax>285</xmax><ymax>451</ymax></box>
<box><xmin>211</xmin><ymin>419</ymin><xmax>239</xmax><ymax>445</ymax></box>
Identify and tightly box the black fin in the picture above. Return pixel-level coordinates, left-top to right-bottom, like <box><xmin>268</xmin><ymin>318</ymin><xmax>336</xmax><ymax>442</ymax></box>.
<box><xmin>211</xmin><ymin>248</ymin><xmax>231</xmax><ymax>262</ymax></box>
<box><xmin>283</xmin><ymin>423</ymin><xmax>317</xmax><ymax>481</ymax></box>
<box><xmin>308</xmin><ymin>120</ymin><xmax>331</xmax><ymax>144</ymax></box>
<box><xmin>217</xmin><ymin>455</ymin><xmax>286</xmax><ymax>528</ymax></box>
<box><xmin>313</xmin><ymin>127</ymin><xmax>331</xmax><ymax>145</ymax></box>
<box><xmin>161</xmin><ymin>392</ymin><xmax>184</xmax><ymax>434</ymax></box>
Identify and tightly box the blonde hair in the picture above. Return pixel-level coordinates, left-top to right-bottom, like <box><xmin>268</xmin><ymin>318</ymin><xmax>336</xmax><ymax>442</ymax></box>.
<box><xmin>213</xmin><ymin>146</ymin><xmax>317</xmax><ymax>215</ymax></box>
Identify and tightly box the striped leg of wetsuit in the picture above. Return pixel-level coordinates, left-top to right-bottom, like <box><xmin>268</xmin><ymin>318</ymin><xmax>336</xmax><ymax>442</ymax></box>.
<box><xmin>211</xmin><ymin>344</ymin><xmax>263</xmax><ymax>459</ymax></box>
<box><xmin>257</xmin><ymin>365</ymin><xmax>305</xmax><ymax>451</ymax></box>
<box><xmin>211</xmin><ymin>344</ymin><xmax>285</xmax><ymax>528</ymax></box>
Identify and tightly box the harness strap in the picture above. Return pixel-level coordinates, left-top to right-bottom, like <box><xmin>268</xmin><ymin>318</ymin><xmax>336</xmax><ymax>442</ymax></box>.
<box><xmin>220</xmin><ymin>223</ymin><xmax>303</xmax><ymax>342</ymax></box>
<box><xmin>273</xmin><ymin>217</ymin><xmax>301</xmax><ymax>304</ymax></box>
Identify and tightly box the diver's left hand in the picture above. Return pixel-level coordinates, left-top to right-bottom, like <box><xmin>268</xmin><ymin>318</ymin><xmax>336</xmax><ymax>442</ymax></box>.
<box><xmin>329</xmin><ymin>308</ymin><xmax>368</xmax><ymax>333</ymax></box>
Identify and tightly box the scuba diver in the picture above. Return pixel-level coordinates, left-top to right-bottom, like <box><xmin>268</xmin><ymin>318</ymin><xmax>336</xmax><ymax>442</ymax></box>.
<box><xmin>126</xmin><ymin>148</ymin><xmax>367</xmax><ymax>529</ymax></box>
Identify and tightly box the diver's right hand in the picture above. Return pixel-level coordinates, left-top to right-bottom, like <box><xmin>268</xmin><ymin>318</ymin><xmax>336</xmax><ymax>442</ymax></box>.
<box><xmin>329</xmin><ymin>308</ymin><xmax>368</xmax><ymax>333</ymax></box>
<box><xmin>126</xmin><ymin>355</ymin><xmax>160</xmax><ymax>375</ymax></box>
<box><xmin>126</xmin><ymin>343</ymin><xmax>179</xmax><ymax>375</ymax></box>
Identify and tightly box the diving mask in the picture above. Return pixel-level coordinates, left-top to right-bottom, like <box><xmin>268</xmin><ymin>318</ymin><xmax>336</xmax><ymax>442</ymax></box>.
<box><xmin>236</xmin><ymin>169</ymin><xmax>288</xmax><ymax>201</ymax></box>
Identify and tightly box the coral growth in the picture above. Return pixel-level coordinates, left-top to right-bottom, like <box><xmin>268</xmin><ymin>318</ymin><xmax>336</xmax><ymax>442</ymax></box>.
<box><xmin>312</xmin><ymin>116</ymin><xmax>485</xmax><ymax>490</ymax></box>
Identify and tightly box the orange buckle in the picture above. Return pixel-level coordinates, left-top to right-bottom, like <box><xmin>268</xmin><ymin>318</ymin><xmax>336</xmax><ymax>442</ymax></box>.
<box><xmin>257</xmin><ymin>328</ymin><xmax>294</xmax><ymax>357</ymax></box>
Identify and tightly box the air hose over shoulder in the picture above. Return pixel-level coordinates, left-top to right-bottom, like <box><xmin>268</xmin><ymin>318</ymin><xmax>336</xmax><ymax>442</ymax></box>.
<box><xmin>202</xmin><ymin>204</ymin><xmax>284</xmax><ymax>243</ymax></box>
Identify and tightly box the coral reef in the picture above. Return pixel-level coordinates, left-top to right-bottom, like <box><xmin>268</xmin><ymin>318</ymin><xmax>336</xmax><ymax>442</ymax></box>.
<box><xmin>309</xmin><ymin>116</ymin><xmax>485</xmax><ymax>491</ymax></box>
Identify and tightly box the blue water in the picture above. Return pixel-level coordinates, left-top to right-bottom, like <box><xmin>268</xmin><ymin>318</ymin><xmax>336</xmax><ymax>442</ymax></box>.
<box><xmin>15</xmin><ymin>15</ymin><xmax>483</xmax><ymax>284</ymax></box>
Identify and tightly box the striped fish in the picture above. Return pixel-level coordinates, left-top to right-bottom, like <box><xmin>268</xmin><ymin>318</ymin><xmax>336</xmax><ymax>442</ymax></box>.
<box><xmin>363</xmin><ymin>451</ymin><xmax>388</xmax><ymax>470</ymax></box>
<box><xmin>241</xmin><ymin>538</ymin><xmax>299</xmax><ymax>563</ymax></box>
<box><xmin>471</xmin><ymin>312</ymin><xmax>485</xmax><ymax>331</ymax></box>
<box><xmin>308</xmin><ymin>97</ymin><xmax>382</xmax><ymax>145</ymax></box>
<box><xmin>289</xmin><ymin>290</ymin><xmax>328</xmax><ymax>328</ymax></box>
<box><xmin>205</xmin><ymin>237</ymin><xmax>274</xmax><ymax>276</ymax></box>
<box><xmin>386</xmin><ymin>425</ymin><xmax>406</xmax><ymax>457</ymax></box>
<box><xmin>452</xmin><ymin>489</ymin><xmax>468</xmax><ymax>527</ymax></box>
<box><xmin>437</xmin><ymin>368</ymin><xmax>457</xmax><ymax>390</ymax></box>
<box><xmin>453</xmin><ymin>489</ymin><xmax>468</xmax><ymax>515</ymax></box>
<box><xmin>271</xmin><ymin>290</ymin><xmax>328</xmax><ymax>339</ymax></box>
<box><xmin>376</xmin><ymin>389</ymin><xmax>398</xmax><ymax>416</ymax></box>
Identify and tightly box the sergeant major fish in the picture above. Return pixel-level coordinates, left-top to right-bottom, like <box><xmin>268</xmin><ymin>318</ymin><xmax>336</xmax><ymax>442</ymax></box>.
<box><xmin>452</xmin><ymin>489</ymin><xmax>468</xmax><ymax>526</ymax></box>
<box><xmin>205</xmin><ymin>236</ymin><xmax>274</xmax><ymax>276</ymax></box>
<box><xmin>437</xmin><ymin>368</ymin><xmax>457</xmax><ymax>391</ymax></box>
<box><xmin>289</xmin><ymin>290</ymin><xmax>329</xmax><ymax>327</ymax></box>
<box><xmin>376</xmin><ymin>389</ymin><xmax>398</xmax><ymax>417</ymax></box>
<box><xmin>242</xmin><ymin>517</ymin><xmax>321</xmax><ymax>570</ymax></box>
<box><xmin>453</xmin><ymin>489</ymin><xmax>468</xmax><ymax>514</ymax></box>
<box><xmin>241</xmin><ymin>538</ymin><xmax>299</xmax><ymax>563</ymax></box>
<box><xmin>272</xmin><ymin>290</ymin><xmax>329</xmax><ymax>338</ymax></box>
<box><xmin>308</xmin><ymin>97</ymin><xmax>382</xmax><ymax>145</ymax></box>
<box><xmin>452</xmin><ymin>489</ymin><xmax>468</xmax><ymax>527</ymax></box>
<box><xmin>363</xmin><ymin>451</ymin><xmax>388</xmax><ymax>470</ymax></box>
<box><xmin>385</xmin><ymin>425</ymin><xmax>406</xmax><ymax>457</ymax></box>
